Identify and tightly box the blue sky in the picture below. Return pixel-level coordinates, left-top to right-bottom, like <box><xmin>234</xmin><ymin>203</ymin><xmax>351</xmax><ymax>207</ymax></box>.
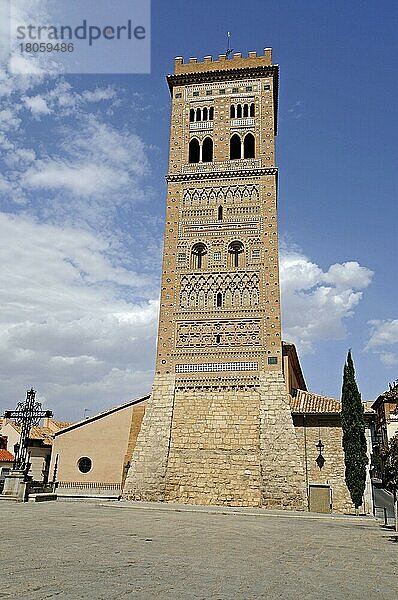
<box><xmin>0</xmin><ymin>0</ymin><xmax>397</xmax><ymax>418</ymax></box>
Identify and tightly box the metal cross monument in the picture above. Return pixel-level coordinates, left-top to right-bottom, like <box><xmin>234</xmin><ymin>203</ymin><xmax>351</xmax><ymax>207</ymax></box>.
<box><xmin>4</xmin><ymin>388</ymin><xmax>52</xmax><ymax>472</ymax></box>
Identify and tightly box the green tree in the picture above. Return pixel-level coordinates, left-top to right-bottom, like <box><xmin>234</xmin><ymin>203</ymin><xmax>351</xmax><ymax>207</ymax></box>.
<box><xmin>341</xmin><ymin>350</ymin><xmax>368</xmax><ymax>510</ymax></box>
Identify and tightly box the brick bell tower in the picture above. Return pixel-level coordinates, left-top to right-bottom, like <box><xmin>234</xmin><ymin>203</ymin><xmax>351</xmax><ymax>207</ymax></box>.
<box><xmin>124</xmin><ymin>49</ymin><xmax>306</xmax><ymax>509</ymax></box>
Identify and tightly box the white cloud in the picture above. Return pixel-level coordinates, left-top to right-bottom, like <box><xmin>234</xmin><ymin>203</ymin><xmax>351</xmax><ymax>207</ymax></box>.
<box><xmin>365</xmin><ymin>319</ymin><xmax>398</xmax><ymax>367</ymax></box>
<box><xmin>366</xmin><ymin>319</ymin><xmax>398</xmax><ymax>348</ymax></box>
<box><xmin>23</xmin><ymin>95</ymin><xmax>52</xmax><ymax>115</ymax></box>
<box><xmin>0</xmin><ymin>213</ymin><xmax>158</xmax><ymax>418</ymax></box>
<box><xmin>81</xmin><ymin>87</ymin><xmax>117</xmax><ymax>103</ymax></box>
<box><xmin>0</xmin><ymin>108</ymin><xmax>21</xmax><ymax>132</ymax></box>
<box><xmin>22</xmin><ymin>117</ymin><xmax>148</xmax><ymax>201</ymax></box>
<box><xmin>380</xmin><ymin>353</ymin><xmax>398</xmax><ymax>367</ymax></box>
<box><xmin>280</xmin><ymin>248</ymin><xmax>373</xmax><ymax>353</ymax></box>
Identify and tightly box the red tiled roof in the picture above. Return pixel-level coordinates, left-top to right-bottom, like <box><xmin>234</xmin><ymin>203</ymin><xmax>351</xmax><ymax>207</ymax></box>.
<box><xmin>290</xmin><ymin>390</ymin><xmax>341</xmax><ymax>414</ymax></box>
<box><xmin>50</xmin><ymin>420</ymin><xmax>73</xmax><ymax>430</ymax></box>
<box><xmin>0</xmin><ymin>449</ymin><xmax>14</xmax><ymax>462</ymax></box>
<box><xmin>13</xmin><ymin>425</ymin><xmax>54</xmax><ymax>445</ymax></box>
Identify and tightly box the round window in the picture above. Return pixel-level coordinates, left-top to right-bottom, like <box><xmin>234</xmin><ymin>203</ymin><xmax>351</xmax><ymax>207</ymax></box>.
<box><xmin>78</xmin><ymin>457</ymin><xmax>92</xmax><ymax>474</ymax></box>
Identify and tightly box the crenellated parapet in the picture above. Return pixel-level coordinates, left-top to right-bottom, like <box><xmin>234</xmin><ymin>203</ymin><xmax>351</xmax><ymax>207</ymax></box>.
<box><xmin>173</xmin><ymin>48</ymin><xmax>273</xmax><ymax>74</ymax></box>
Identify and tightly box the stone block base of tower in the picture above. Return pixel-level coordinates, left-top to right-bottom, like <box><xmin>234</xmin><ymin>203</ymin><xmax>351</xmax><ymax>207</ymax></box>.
<box><xmin>123</xmin><ymin>372</ymin><xmax>307</xmax><ymax>511</ymax></box>
<box><xmin>123</xmin><ymin>374</ymin><xmax>176</xmax><ymax>502</ymax></box>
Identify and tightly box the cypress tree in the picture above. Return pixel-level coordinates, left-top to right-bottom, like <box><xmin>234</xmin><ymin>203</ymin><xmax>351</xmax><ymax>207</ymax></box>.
<box><xmin>341</xmin><ymin>350</ymin><xmax>368</xmax><ymax>510</ymax></box>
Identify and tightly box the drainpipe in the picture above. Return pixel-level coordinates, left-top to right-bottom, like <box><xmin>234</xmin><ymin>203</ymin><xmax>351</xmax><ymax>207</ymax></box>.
<box><xmin>303</xmin><ymin>414</ymin><xmax>309</xmax><ymax>509</ymax></box>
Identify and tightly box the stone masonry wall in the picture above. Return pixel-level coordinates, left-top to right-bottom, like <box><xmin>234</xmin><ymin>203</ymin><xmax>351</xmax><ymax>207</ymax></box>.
<box><xmin>122</xmin><ymin>402</ymin><xmax>146</xmax><ymax>487</ymax></box>
<box><xmin>164</xmin><ymin>389</ymin><xmax>262</xmax><ymax>506</ymax></box>
<box><xmin>293</xmin><ymin>415</ymin><xmax>355</xmax><ymax>514</ymax></box>
<box><xmin>123</xmin><ymin>375</ymin><xmax>175</xmax><ymax>501</ymax></box>
<box><xmin>259</xmin><ymin>373</ymin><xmax>307</xmax><ymax>510</ymax></box>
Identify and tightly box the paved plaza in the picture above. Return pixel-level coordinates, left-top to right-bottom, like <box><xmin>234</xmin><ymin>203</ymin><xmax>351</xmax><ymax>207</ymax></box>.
<box><xmin>0</xmin><ymin>500</ymin><xmax>396</xmax><ymax>599</ymax></box>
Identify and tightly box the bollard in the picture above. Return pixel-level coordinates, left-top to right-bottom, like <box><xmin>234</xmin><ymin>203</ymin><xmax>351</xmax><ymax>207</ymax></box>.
<box><xmin>383</xmin><ymin>506</ymin><xmax>388</xmax><ymax>526</ymax></box>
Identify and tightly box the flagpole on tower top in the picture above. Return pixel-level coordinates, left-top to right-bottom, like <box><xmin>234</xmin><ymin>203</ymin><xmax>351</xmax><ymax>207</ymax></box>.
<box><xmin>226</xmin><ymin>32</ymin><xmax>234</xmax><ymax>58</ymax></box>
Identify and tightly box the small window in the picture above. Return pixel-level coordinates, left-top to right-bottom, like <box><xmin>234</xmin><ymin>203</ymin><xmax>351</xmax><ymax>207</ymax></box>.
<box><xmin>206</xmin><ymin>90</ymin><xmax>212</xmax><ymax>96</ymax></box>
<box><xmin>218</xmin><ymin>205</ymin><xmax>223</xmax><ymax>220</ymax></box>
<box><xmin>190</xmin><ymin>109</ymin><xmax>195</xmax><ymax>122</ymax></box>
<box><xmin>175</xmin><ymin>93</ymin><xmax>182</xmax><ymax>99</ymax></box>
<box><xmin>228</xmin><ymin>241</ymin><xmax>244</xmax><ymax>268</ymax></box>
<box><xmin>243</xmin><ymin>104</ymin><xmax>249</xmax><ymax>118</ymax></box>
<box><xmin>193</xmin><ymin>91</ymin><xmax>199</xmax><ymax>97</ymax></box>
<box><xmin>177</xmin><ymin>253</ymin><xmax>186</xmax><ymax>263</ymax></box>
<box><xmin>246</xmin><ymin>86</ymin><xmax>253</xmax><ymax>92</ymax></box>
<box><xmin>78</xmin><ymin>457</ymin><xmax>92</xmax><ymax>474</ymax></box>
<box><xmin>213</xmin><ymin>251</ymin><xmax>222</xmax><ymax>262</ymax></box>
<box><xmin>250</xmin><ymin>103</ymin><xmax>255</xmax><ymax>117</ymax></box>
<box><xmin>191</xmin><ymin>243</ymin><xmax>207</xmax><ymax>270</ymax></box>
<box><xmin>203</xmin><ymin>107</ymin><xmax>208</xmax><ymax>121</ymax></box>
<box><xmin>237</xmin><ymin>104</ymin><xmax>242</xmax><ymax>118</ymax></box>
<box><xmin>252</xmin><ymin>249</ymin><xmax>260</xmax><ymax>259</ymax></box>
<box><xmin>216</xmin><ymin>334</ymin><xmax>221</xmax><ymax>344</ymax></box>
<box><xmin>232</xmin><ymin>87</ymin><xmax>239</xmax><ymax>93</ymax></box>
<box><xmin>230</xmin><ymin>105</ymin><xmax>235</xmax><ymax>119</ymax></box>
<box><xmin>219</xmin><ymin>89</ymin><xmax>226</xmax><ymax>94</ymax></box>
<box><xmin>268</xmin><ymin>357</ymin><xmax>278</xmax><ymax>365</ymax></box>
<box><xmin>216</xmin><ymin>292</ymin><xmax>223</xmax><ymax>307</ymax></box>
<box><xmin>196</xmin><ymin>108</ymin><xmax>201</xmax><ymax>122</ymax></box>
<box><xmin>209</xmin><ymin>107</ymin><xmax>214</xmax><ymax>120</ymax></box>
<box><xmin>264</xmin><ymin>84</ymin><xmax>270</xmax><ymax>90</ymax></box>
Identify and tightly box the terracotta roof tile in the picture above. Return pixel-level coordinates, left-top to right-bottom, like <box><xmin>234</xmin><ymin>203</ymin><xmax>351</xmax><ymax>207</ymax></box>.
<box><xmin>0</xmin><ymin>449</ymin><xmax>14</xmax><ymax>462</ymax></box>
<box><xmin>290</xmin><ymin>390</ymin><xmax>341</xmax><ymax>414</ymax></box>
<box><xmin>51</xmin><ymin>420</ymin><xmax>73</xmax><ymax>430</ymax></box>
<box><xmin>13</xmin><ymin>425</ymin><xmax>54</xmax><ymax>445</ymax></box>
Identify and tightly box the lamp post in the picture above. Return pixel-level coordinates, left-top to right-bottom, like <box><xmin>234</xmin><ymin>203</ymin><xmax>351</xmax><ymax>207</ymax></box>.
<box><xmin>316</xmin><ymin>439</ymin><xmax>325</xmax><ymax>470</ymax></box>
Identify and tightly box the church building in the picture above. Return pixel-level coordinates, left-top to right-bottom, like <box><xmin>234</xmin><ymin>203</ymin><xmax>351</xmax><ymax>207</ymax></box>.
<box><xmin>123</xmin><ymin>49</ymin><xmax>373</xmax><ymax>512</ymax></box>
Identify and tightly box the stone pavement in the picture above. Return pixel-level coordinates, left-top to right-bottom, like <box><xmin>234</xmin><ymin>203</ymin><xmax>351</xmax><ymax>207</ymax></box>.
<box><xmin>0</xmin><ymin>500</ymin><xmax>396</xmax><ymax>600</ymax></box>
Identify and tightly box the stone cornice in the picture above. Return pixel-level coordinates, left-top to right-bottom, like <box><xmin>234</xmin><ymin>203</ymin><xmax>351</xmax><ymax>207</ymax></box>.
<box><xmin>167</xmin><ymin>65</ymin><xmax>278</xmax><ymax>92</ymax></box>
<box><xmin>166</xmin><ymin>168</ymin><xmax>278</xmax><ymax>183</ymax></box>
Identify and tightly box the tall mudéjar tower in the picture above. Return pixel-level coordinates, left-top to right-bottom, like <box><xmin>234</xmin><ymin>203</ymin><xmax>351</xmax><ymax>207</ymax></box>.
<box><xmin>124</xmin><ymin>49</ymin><xmax>306</xmax><ymax>509</ymax></box>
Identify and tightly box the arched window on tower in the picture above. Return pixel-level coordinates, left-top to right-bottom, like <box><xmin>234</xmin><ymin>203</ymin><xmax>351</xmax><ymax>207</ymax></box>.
<box><xmin>209</xmin><ymin>107</ymin><xmax>214</xmax><ymax>120</ymax></box>
<box><xmin>230</xmin><ymin>104</ymin><xmax>235</xmax><ymax>119</ymax></box>
<box><xmin>237</xmin><ymin>104</ymin><xmax>242</xmax><ymax>118</ymax></box>
<box><xmin>202</xmin><ymin>137</ymin><xmax>213</xmax><ymax>162</ymax></box>
<box><xmin>191</xmin><ymin>243</ymin><xmax>207</xmax><ymax>270</ymax></box>
<box><xmin>250</xmin><ymin>103</ymin><xmax>255</xmax><ymax>117</ymax></box>
<box><xmin>230</xmin><ymin>134</ymin><xmax>241</xmax><ymax>160</ymax></box>
<box><xmin>244</xmin><ymin>133</ymin><xmax>255</xmax><ymax>159</ymax></box>
<box><xmin>189</xmin><ymin>138</ymin><xmax>200</xmax><ymax>163</ymax></box>
<box><xmin>218</xmin><ymin>205</ymin><xmax>223</xmax><ymax>220</ymax></box>
<box><xmin>196</xmin><ymin>108</ymin><xmax>202</xmax><ymax>122</ymax></box>
<box><xmin>228</xmin><ymin>241</ymin><xmax>244</xmax><ymax>268</ymax></box>
<box><xmin>190</xmin><ymin>109</ymin><xmax>195</xmax><ymax>122</ymax></box>
<box><xmin>216</xmin><ymin>292</ymin><xmax>223</xmax><ymax>308</ymax></box>
<box><xmin>243</xmin><ymin>104</ymin><xmax>249</xmax><ymax>117</ymax></box>
<box><xmin>203</xmin><ymin>107</ymin><xmax>208</xmax><ymax>121</ymax></box>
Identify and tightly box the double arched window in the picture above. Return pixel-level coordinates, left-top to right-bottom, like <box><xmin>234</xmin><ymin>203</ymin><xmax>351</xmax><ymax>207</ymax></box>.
<box><xmin>191</xmin><ymin>243</ymin><xmax>207</xmax><ymax>270</ymax></box>
<box><xmin>190</xmin><ymin>106</ymin><xmax>214</xmax><ymax>122</ymax></box>
<box><xmin>228</xmin><ymin>241</ymin><xmax>244</xmax><ymax>268</ymax></box>
<box><xmin>229</xmin><ymin>133</ymin><xmax>255</xmax><ymax>160</ymax></box>
<box><xmin>189</xmin><ymin>137</ymin><xmax>213</xmax><ymax>163</ymax></box>
<box><xmin>230</xmin><ymin>103</ymin><xmax>255</xmax><ymax>119</ymax></box>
